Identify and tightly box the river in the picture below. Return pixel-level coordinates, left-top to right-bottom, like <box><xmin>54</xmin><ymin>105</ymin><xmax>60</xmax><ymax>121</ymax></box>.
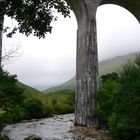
<box><xmin>2</xmin><ymin>114</ymin><xmax>104</xmax><ymax>140</ymax></box>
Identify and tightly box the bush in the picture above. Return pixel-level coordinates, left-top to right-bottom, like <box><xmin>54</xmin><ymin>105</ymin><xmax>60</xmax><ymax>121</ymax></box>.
<box><xmin>23</xmin><ymin>98</ymin><xmax>48</xmax><ymax>119</ymax></box>
<box><xmin>0</xmin><ymin>112</ymin><xmax>12</xmax><ymax>131</ymax></box>
<box><xmin>100</xmin><ymin>72</ymin><xmax>119</xmax><ymax>83</ymax></box>
<box><xmin>0</xmin><ymin>114</ymin><xmax>6</xmax><ymax>131</ymax></box>
<box><xmin>7</xmin><ymin>106</ymin><xmax>26</xmax><ymax>123</ymax></box>
<box><xmin>52</xmin><ymin>102</ymin><xmax>74</xmax><ymax>114</ymax></box>
<box><xmin>96</xmin><ymin>55</ymin><xmax>140</xmax><ymax>139</ymax></box>
<box><xmin>0</xmin><ymin>68</ymin><xmax>26</xmax><ymax>130</ymax></box>
<box><xmin>94</xmin><ymin>79</ymin><xmax>120</xmax><ymax>127</ymax></box>
<box><xmin>0</xmin><ymin>106</ymin><xmax>27</xmax><ymax>130</ymax></box>
<box><xmin>108</xmin><ymin>56</ymin><xmax>140</xmax><ymax>139</ymax></box>
<box><xmin>45</xmin><ymin>90</ymin><xmax>75</xmax><ymax>114</ymax></box>
<box><xmin>0</xmin><ymin>68</ymin><xmax>24</xmax><ymax>110</ymax></box>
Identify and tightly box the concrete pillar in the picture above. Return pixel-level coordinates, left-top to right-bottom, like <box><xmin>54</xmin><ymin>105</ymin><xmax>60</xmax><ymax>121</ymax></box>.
<box><xmin>72</xmin><ymin>0</ymin><xmax>140</xmax><ymax>128</ymax></box>
<box><xmin>74</xmin><ymin>0</ymin><xmax>99</xmax><ymax>127</ymax></box>
<box><xmin>0</xmin><ymin>17</ymin><xmax>3</xmax><ymax>67</ymax></box>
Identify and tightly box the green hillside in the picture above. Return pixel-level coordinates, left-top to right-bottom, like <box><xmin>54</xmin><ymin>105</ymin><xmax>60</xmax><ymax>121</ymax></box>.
<box><xmin>44</xmin><ymin>52</ymin><xmax>140</xmax><ymax>93</ymax></box>
<box><xmin>45</xmin><ymin>77</ymin><xmax>76</xmax><ymax>92</ymax></box>
<box><xmin>43</xmin><ymin>90</ymin><xmax>75</xmax><ymax>114</ymax></box>
<box><xmin>16</xmin><ymin>82</ymin><xmax>47</xmax><ymax>104</ymax></box>
<box><xmin>99</xmin><ymin>52</ymin><xmax>139</xmax><ymax>75</ymax></box>
<box><xmin>16</xmin><ymin>82</ymin><xmax>75</xmax><ymax>114</ymax></box>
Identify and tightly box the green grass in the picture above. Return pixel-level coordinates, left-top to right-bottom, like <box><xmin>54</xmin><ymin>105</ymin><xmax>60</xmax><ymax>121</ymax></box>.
<box><xmin>44</xmin><ymin>90</ymin><xmax>75</xmax><ymax>114</ymax></box>
<box><xmin>45</xmin><ymin>89</ymin><xmax>75</xmax><ymax>106</ymax></box>
<box><xmin>44</xmin><ymin>77</ymin><xmax>76</xmax><ymax>93</ymax></box>
<box><xmin>16</xmin><ymin>82</ymin><xmax>48</xmax><ymax>104</ymax></box>
<box><xmin>99</xmin><ymin>52</ymin><xmax>139</xmax><ymax>75</ymax></box>
<box><xmin>16</xmin><ymin>82</ymin><xmax>75</xmax><ymax>114</ymax></box>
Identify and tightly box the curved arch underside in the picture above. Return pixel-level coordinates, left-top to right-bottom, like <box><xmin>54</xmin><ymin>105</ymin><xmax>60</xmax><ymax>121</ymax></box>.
<box><xmin>99</xmin><ymin>0</ymin><xmax>140</xmax><ymax>22</ymax></box>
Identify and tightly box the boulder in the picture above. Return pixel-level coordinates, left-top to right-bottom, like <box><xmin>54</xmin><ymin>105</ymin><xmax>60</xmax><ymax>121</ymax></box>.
<box><xmin>24</xmin><ymin>135</ymin><xmax>42</xmax><ymax>140</ymax></box>
<box><xmin>0</xmin><ymin>133</ymin><xmax>11</xmax><ymax>140</ymax></box>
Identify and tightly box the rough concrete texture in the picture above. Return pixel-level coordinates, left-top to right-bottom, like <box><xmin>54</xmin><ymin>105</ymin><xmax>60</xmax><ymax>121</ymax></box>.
<box><xmin>72</xmin><ymin>0</ymin><xmax>140</xmax><ymax>127</ymax></box>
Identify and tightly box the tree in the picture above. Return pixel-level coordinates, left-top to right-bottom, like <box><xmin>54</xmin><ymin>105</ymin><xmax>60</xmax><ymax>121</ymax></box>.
<box><xmin>100</xmin><ymin>72</ymin><xmax>119</xmax><ymax>83</ymax></box>
<box><xmin>108</xmin><ymin>55</ymin><xmax>140</xmax><ymax>139</ymax></box>
<box><xmin>23</xmin><ymin>98</ymin><xmax>48</xmax><ymax>119</ymax></box>
<box><xmin>94</xmin><ymin>79</ymin><xmax>120</xmax><ymax>127</ymax></box>
<box><xmin>0</xmin><ymin>0</ymin><xmax>75</xmax><ymax>66</ymax></box>
<box><xmin>2</xmin><ymin>45</ymin><xmax>21</xmax><ymax>63</ymax></box>
<box><xmin>0</xmin><ymin>0</ymin><xmax>72</xmax><ymax>38</ymax></box>
<box><xmin>95</xmin><ymin>55</ymin><xmax>140</xmax><ymax>139</ymax></box>
<box><xmin>0</xmin><ymin>68</ymin><xmax>24</xmax><ymax>110</ymax></box>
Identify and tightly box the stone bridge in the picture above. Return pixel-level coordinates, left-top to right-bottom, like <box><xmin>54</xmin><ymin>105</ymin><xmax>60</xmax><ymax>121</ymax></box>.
<box><xmin>69</xmin><ymin>0</ymin><xmax>140</xmax><ymax>127</ymax></box>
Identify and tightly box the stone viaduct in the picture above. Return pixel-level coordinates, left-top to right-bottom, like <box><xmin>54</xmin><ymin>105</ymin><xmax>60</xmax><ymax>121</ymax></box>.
<box><xmin>69</xmin><ymin>0</ymin><xmax>140</xmax><ymax>127</ymax></box>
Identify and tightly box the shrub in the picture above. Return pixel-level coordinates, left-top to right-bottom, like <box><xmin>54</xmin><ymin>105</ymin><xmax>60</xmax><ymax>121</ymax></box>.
<box><xmin>7</xmin><ymin>106</ymin><xmax>26</xmax><ymax>123</ymax></box>
<box><xmin>0</xmin><ymin>68</ymin><xmax>26</xmax><ymax>129</ymax></box>
<box><xmin>96</xmin><ymin>55</ymin><xmax>140</xmax><ymax>139</ymax></box>
<box><xmin>52</xmin><ymin>102</ymin><xmax>74</xmax><ymax>114</ymax></box>
<box><xmin>0</xmin><ymin>113</ymin><xmax>6</xmax><ymax>131</ymax></box>
<box><xmin>45</xmin><ymin>90</ymin><xmax>75</xmax><ymax>114</ymax></box>
<box><xmin>23</xmin><ymin>98</ymin><xmax>48</xmax><ymax>119</ymax></box>
<box><xmin>100</xmin><ymin>72</ymin><xmax>119</xmax><ymax>83</ymax></box>
<box><xmin>0</xmin><ymin>112</ymin><xmax>12</xmax><ymax>131</ymax></box>
<box><xmin>94</xmin><ymin>79</ymin><xmax>120</xmax><ymax>127</ymax></box>
<box><xmin>108</xmin><ymin>56</ymin><xmax>140</xmax><ymax>139</ymax></box>
<box><xmin>0</xmin><ymin>68</ymin><xmax>24</xmax><ymax>110</ymax></box>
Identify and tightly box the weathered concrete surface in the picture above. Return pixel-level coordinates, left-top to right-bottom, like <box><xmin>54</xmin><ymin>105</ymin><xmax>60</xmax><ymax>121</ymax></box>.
<box><xmin>0</xmin><ymin>18</ymin><xmax>3</xmax><ymax>67</ymax></box>
<box><xmin>73</xmin><ymin>0</ymin><xmax>99</xmax><ymax>127</ymax></box>
<box><xmin>72</xmin><ymin>0</ymin><xmax>140</xmax><ymax>127</ymax></box>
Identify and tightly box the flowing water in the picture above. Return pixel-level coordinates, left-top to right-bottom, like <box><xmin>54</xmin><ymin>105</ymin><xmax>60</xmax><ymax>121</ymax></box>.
<box><xmin>2</xmin><ymin>114</ymin><xmax>101</xmax><ymax>140</ymax></box>
<box><xmin>2</xmin><ymin>114</ymin><xmax>75</xmax><ymax>140</ymax></box>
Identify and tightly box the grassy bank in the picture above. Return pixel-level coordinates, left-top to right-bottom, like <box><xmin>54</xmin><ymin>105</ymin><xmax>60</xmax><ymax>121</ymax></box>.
<box><xmin>44</xmin><ymin>90</ymin><xmax>75</xmax><ymax>114</ymax></box>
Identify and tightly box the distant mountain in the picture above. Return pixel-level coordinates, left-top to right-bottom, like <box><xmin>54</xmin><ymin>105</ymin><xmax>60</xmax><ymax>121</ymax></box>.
<box><xmin>45</xmin><ymin>77</ymin><xmax>76</xmax><ymax>93</ymax></box>
<box><xmin>44</xmin><ymin>52</ymin><xmax>140</xmax><ymax>93</ymax></box>
<box><xmin>32</xmin><ymin>85</ymin><xmax>51</xmax><ymax>91</ymax></box>
<box><xmin>99</xmin><ymin>52</ymin><xmax>139</xmax><ymax>75</ymax></box>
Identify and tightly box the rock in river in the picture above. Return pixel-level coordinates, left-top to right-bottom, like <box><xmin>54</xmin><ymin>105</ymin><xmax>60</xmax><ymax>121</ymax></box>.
<box><xmin>0</xmin><ymin>133</ymin><xmax>11</xmax><ymax>140</ymax></box>
<box><xmin>24</xmin><ymin>135</ymin><xmax>42</xmax><ymax>140</ymax></box>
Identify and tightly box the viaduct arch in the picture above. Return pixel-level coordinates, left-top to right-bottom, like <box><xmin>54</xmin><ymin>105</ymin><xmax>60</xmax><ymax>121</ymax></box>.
<box><xmin>70</xmin><ymin>0</ymin><xmax>140</xmax><ymax>127</ymax></box>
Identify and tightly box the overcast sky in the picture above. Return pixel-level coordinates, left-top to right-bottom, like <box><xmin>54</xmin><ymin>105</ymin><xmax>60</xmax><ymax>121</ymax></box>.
<box><xmin>2</xmin><ymin>4</ymin><xmax>140</xmax><ymax>90</ymax></box>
